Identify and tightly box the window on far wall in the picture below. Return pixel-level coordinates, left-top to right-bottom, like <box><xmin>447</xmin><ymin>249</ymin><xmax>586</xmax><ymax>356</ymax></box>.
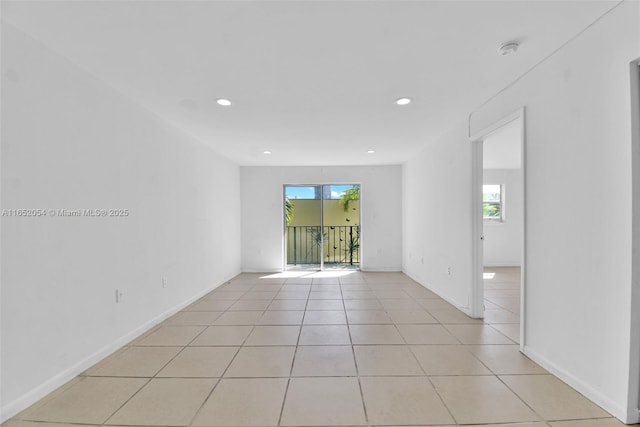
<box><xmin>483</xmin><ymin>184</ymin><xmax>503</xmax><ymax>221</ymax></box>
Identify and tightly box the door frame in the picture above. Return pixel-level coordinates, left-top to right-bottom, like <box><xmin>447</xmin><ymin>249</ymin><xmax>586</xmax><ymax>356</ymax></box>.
<box><xmin>628</xmin><ymin>57</ymin><xmax>640</xmax><ymax>424</ymax></box>
<box><xmin>283</xmin><ymin>183</ymin><xmax>362</xmax><ymax>272</ymax></box>
<box><xmin>283</xmin><ymin>184</ymin><xmax>324</xmax><ymax>271</ymax></box>
<box><xmin>470</xmin><ymin>107</ymin><xmax>526</xmax><ymax>350</ymax></box>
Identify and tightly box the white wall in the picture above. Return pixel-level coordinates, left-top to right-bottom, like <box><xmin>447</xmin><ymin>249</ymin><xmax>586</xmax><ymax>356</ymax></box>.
<box><xmin>470</xmin><ymin>2</ymin><xmax>638</xmax><ymax>422</ymax></box>
<box><xmin>241</xmin><ymin>166</ymin><xmax>402</xmax><ymax>272</ymax></box>
<box><xmin>404</xmin><ymin>2</ymin><xmax>639</xmax><ymax>422</ymax></box>
<box><xmin>402</xmin><ymin>122</ymin><xmax>474</xmax><ymax>311</ymax></box>
<box><xmin>483</xmin><ymin>169</ymin><xmax>522</xmax><ymax>267</ymax></box>
<box><xmin>1</xmin><ymin>24</ymin><xmax>242</xmax><ymax>420</ymax></box>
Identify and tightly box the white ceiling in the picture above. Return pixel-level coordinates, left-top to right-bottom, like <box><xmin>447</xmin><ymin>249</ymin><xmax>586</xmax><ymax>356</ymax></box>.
<box><xmin>2</xmin><ymin>1</ymin><xmax>617</xmax><ymax>166</ymax></box>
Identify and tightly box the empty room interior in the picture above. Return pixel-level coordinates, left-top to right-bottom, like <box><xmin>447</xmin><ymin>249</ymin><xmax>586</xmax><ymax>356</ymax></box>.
<box><xmin>2</xmin><ymin>1</ymin><xmax>640</xmax><ymax>426</ymax></box>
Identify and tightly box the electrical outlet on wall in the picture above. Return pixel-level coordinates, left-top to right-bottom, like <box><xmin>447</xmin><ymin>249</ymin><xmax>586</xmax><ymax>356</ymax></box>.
<box><xmin>115</xmin><ymin>289</ymin><xmax>124</xmax><ymax>303</ymax></box>
<box><xmin>162</xmin><ymin>277</ymin><xmax>167</xmax><ymax>288</ymax></box>
<box><xmin>447</xmin><ymin>266</ymin><xmax>452</xmax><ymax>276</ymax></box>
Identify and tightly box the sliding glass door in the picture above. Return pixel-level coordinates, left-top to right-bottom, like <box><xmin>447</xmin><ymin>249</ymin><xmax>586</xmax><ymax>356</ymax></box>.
<box><xmin>284</xmin><ymin>184</ymin><xmax>360</xmax><ymax>271</ymax></box>
<box><xmin>284</xmin><ymin>185</ymin><xmax>323</xmax><ymax>270</ymax></box>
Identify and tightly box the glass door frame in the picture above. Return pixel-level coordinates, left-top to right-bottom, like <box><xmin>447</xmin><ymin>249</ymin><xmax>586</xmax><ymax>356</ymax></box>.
<box><xmin>283</xmin><ymin>183</ymin><xmax>361</xmax><ymax>271</ymax></box>
<box><xmin>283</xmin><ymin>185</ymin><xmax>324</xmax><ymax>271</ymax></box>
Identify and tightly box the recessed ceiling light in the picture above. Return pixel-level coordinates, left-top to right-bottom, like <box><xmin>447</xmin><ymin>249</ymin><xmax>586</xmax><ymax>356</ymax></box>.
<box><xmin>395</xmin><ymin>97</ymin><xmax>412</xmax><ymax>106</ymax></box>
<box><xmin>263</xmin><ymin>150</ymin><xmax>272</xmax><ymax>155</ymax></box>
<box><xmin>216</xmin><ymin>98</ymin><xmax>232</xmax><ymax>106</ymax></box>
<box><xmin>367</xmin><ymin>150</ymin><xmax>376</xmax><ymax>154</ymax></box>
<box><xmin>498</xmin><ymin>41</ymin><xmax>519</xmax><ymax>56</ymax></box>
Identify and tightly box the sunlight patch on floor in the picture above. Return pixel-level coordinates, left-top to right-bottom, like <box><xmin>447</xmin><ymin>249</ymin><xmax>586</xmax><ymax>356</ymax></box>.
<box><xmin>260</xmin><ymin>270</ymin><xmax>357</xmax><ymax>279</ymax></box>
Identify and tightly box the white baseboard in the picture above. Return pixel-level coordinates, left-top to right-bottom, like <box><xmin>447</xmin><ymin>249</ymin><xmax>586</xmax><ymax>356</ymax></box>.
<box><xmin>241</xmin><ymin>268</ymin><xmax>282</xmax><ymax>273</ymax></box>
<box><xmin>240</xmin><ymin>267</ymin><xmax>402</xmax><ymax>273</ymax></box>
<box><xmin>522</xmin><ymin>345</ymin><xmax>634</xmax><ymax>424</ymax></box>
<box><xmin>483</xmin><ymin>262</ymin><xmax>521</xmax><ymax>267</ymax></box>
<box><xmin>402</xmin><ymin>269</ymin><xmax>472</xmax><ymax>316</ymax></box>
<box><xmin>0</xmin><ymin>275</ymin><xmax>236</xmax><ymax>423</ymax></box>
<box><xmin>400</xmin><ymin>268</ymin><xmax>636</xmax><ymax>424</ymax></box>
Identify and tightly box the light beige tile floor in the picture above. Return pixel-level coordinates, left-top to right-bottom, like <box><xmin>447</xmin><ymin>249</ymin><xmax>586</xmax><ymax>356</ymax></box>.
<box><xmin>483</xmin><ymin>266</ymin><xmax>521</xmax><ymax>343</ymax></box>
<box><xmin>6</xmin><ymin>270</ymin><xmax>632</xmax><ymax>427</ymax></box>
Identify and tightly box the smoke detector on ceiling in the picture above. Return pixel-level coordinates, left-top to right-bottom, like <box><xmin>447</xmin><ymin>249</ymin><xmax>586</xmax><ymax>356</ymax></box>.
<box><xmin>498</xmin><ymin>41</ymin><xmax>520</xmax><ymax>56</ymax></box>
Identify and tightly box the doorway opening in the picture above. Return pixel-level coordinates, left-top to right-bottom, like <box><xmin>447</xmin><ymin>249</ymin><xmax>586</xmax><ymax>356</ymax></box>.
<box><xmin>284</xmin><ymin>184</ymin><xmax>361</xmax><ymax>271</ymax></box>
<box><xmin>482</xmin><ymin>118</ymin><xmax>523</xmax><ymax>344</ymax></box>
<box><xmin>471</xmin><ymin>109</ymin><xmax>526</xmax><ymax>348</ymax></box>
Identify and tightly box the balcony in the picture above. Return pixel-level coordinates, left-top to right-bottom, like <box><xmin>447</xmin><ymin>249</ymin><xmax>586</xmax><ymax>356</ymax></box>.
<box><xmin>286</xmin><ymin>225</ymin><xmax>360</xmax><ymax>269</ymax></box>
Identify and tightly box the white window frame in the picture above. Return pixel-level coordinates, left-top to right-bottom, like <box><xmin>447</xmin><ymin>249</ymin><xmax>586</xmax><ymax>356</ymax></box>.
<box><xmin>483</xmin><ymin>183</ymin><xmax>505</xmax><ymax>223</ymax></box>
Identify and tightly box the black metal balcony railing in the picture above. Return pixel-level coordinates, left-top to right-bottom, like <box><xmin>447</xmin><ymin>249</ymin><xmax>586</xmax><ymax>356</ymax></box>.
<box><xmin>287</xmin><ymin>225</ymin><xmax>360</xmax><ymax>266</ymax></box>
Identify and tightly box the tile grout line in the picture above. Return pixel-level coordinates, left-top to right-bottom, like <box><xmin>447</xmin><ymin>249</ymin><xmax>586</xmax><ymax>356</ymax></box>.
<box><xmin>15</xmin><ymin>271</ymin><xmax>621</xmax><ymax>427</ymax></box>
<box><xmin>99</xmin><ymin>377</ymin><xmax>154</xmax><ymax>426</ymax></box>
<box><xmin>187</xmin><ymin>277</ymin><xmax>279</xmax><ymax>427</ymax></box>
<box><xmin>405</xmin><ymin>329</ymin><xmax>460</xmax><ymax>425</ymax></box>
<box><xmin>495</xmin><ymin>373</ymin><xmax>548</xmax><ymax>424</ymax></box>
<box><xmin>426</xmin><ymin>375</ymin><xmax>460</xmax><ymax>425</ymax></box>
<box><xmin>184</xmin><ymin>324</ymin><xmax>249</xmax><ymax>427</ymax></box>
<box><xmin>107</xmin><ymin>276</ymin><xmax>253</xmax><ymax>427</ymax></box>
<box><xmin>345</xmin><ymin>277</ymin><xmax>370</xmax><ymax>427</ymax></box>
<box><xmin>275</xmin><ymin>377</ymin><xmax>291</xmax><ymax>427</ymax></box>
<box><xmin>276</xmin><ymin>293</ymin><xmax>308</xmax><ymax>427</ymax></box>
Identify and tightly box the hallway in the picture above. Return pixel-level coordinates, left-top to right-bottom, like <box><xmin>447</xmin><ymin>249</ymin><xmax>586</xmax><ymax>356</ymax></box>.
<box><xmin>5</xmin><ymin>271</ymin><xmax>625</xmax><ymax>427</ymax></box>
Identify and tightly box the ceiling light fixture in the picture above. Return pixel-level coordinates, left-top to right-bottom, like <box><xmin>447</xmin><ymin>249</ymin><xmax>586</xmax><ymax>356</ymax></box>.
<box><xmin>367</xmin><ymin>150</ymin><xmax>376</xmax><ymax>154</ymax></box>
<box><xmin>216</xmin><ymin>98</ymin><xmax>232</xmax><ymax>106</ymax></box>
<box><xmin>498</xmin><ymin>41</ymin><xmax>519</xmax><ymax>56</ymax></box>
<box><xmin>263</xmin><ymin>150</ymin><xmax>272</xmax><ymax>155</ymax></box>
<box><xmin>395</xmin><ymin>97</ymin><xmax>412</xmax><ymax>106</ymax></box>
